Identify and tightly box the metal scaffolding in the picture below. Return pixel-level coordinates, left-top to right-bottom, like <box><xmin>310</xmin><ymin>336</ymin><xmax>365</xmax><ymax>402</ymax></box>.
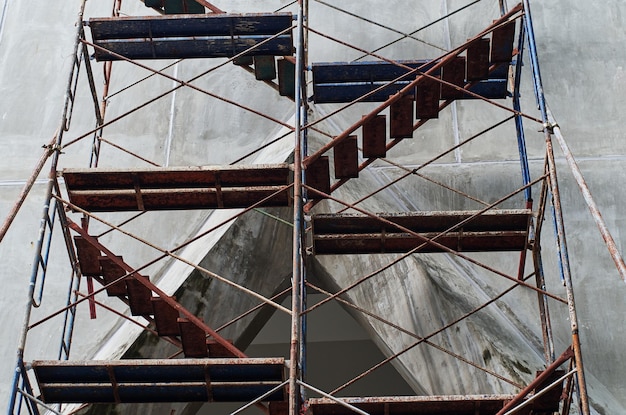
<box><xmin>4</xmin><ymin>0</ymin><xmax>623</xmax><ymax>414</ymax></box>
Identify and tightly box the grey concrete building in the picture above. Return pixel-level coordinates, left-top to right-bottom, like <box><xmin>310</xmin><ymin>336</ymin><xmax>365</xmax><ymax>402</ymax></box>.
<box><xmin>1</xmin><ymin>0</ymin><xmax>625</xmax><ymax>414</ymax></box>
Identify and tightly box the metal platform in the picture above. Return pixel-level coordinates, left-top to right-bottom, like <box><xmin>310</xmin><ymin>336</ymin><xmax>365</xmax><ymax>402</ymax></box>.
<box><xmin>62</xmin><ymin>164</ymin><xmax>293</xmax><ymax>211</ymax></box>
<box><xmin>88</xmin><ymin>13</ymin><xmax>294</xmax><ymax>61</ymax></box>
<box><xmin>311</xmin><ymin>209</ymin><xmax>531</xmax><ymax>254</ymax></box>
<box><xmin>306</xmin><ymin>395</ymin><xmax>540</xmax><ymax>415</ymax></box>
<box><xmin>32</xmin><ymin>358</ymin><xmax>286</xmax><ymax>403</ymax></box>
<box><xmin>311</xmin><ymin>59</ymin><xmax>509</xmax><ymax>104</ymax></box>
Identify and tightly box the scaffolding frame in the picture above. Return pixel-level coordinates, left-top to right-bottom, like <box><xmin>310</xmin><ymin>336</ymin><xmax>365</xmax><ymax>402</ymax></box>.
<box><xmin>4</xmin><ymin>0</ymin><xmax>624</xmax><ymax>414</ymax></box>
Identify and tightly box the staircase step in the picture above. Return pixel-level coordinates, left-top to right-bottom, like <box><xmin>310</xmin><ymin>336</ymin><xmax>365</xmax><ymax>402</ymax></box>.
<box><xmin>311</xmin><ymin>209</ymin><xmax>532</xmax><ymax>255</ymax></box>
<box><xmin>389</xmin><ymin>95</ymin><xmax>414</xmax><ymax>139</ymax></box>
<box><xmin>305</xmin><ymin>156</ymin><xmax>331</xmax><ymax>199</ymax></box>
<box><xmin>333</xmin><ymin>136</ymin><xmax>359</xmax><ymax>179</ymax></box>
<box><xmin>126</xmin><ymin>276</ymin><xmax>152</xmax><ymax>316</ymax></box>
<box><xmin>178</xmin><ymin>318</ymin><xmax>209</xmax><ymax>358</ymax></box>
<box><xmin>32</xmin><ymin>358</ymin><xmax>287</xmax><ymax>403</ymax></box>
<box><xmin>233</xmin><ymin>55</ymin><xmax>254</xmax><ymax>66</ymax></box>
<box><xmin>362</xmin><ymin>115</ymin><xmax>387</xmax><ymax>158</ymax></box>
<box><xmin>151</xmin><ymin>297</ymin><xmax>180</xmax><ymax>337</ymax></box>
<box><xmin>277</xmin><ymin>58</ymin><xmax>296</xmax><ymax>98</ymax></box>
<box><xmin>176</xmin><ymin>318</ymin><xmax>236</xmax><ymax>357</ymax></box>
<box><xmin>207</xmin><ymin>339</ymin><xmax>236</xmax><ymax>358</ymax></box>
<box><xmin>491</xmin><ymin>20</ymin><xmax>517</xmax><ymax>63</ymax></box>
<box><xmin>74</xmin><ymin>236</ymin><xmax>101</xmax><ymax>277</ymax></box>
<box><xmin>144</xmin><ymin>0</ymin><xmax>205</xmax><ymax>14</ymax></box>
<box><xmin>467</xmin><ymin>38</ymin><xmax>491</xmax><ymax>81</ymax></box>
<box><xmin>62</xmin><ymin>164</ymin><xmax>293</xmax><ymax>212</ymax></box>
<box><xmin>254</xmin><ymin>56</ymin><xmax>277</xmax><ymax>81</ymax></box>
<box><xmin>416</xmin><ymin>76</ymin><xmax>441</xmax><ymax>119</ymax></box>
<box><xmin>441</xmin><ymin>56</ymin><xmax>467</xmax><ymax>100</ymax></box>
<box><xmin>98</xmin><ymin>256</ymin><xmax>128</xmax><ymax>297</ymax></box>
<box><xmin>88</xmin><ymin>13</ymin><xmax>294</xmax><ymax>61</ymax></box>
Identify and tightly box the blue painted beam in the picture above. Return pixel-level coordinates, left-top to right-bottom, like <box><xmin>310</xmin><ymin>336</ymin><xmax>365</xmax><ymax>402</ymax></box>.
<box><xmin>33</xmin><ymin>358</ymin><xmax>287</xmax><ymax>403</ymax></box>
<box><xmin>88</xmin><ymin>13</ymin><xmax>294</xmax><ymax>61</ymax></box>
<box><xmin>312</xmin><ymin>60</ymin><xmax>510</xmax><ymax>104</ymax></box>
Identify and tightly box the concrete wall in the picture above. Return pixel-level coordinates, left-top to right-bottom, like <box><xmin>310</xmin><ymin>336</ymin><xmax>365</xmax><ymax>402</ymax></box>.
<box><xmin>0</xmin><ymin>0</ymin><xmax>625</xmax><ymax>414</ymax></box>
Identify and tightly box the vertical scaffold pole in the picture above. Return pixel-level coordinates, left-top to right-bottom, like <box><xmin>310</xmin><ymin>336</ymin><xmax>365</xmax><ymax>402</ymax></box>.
<box><xmin>299</xmin><ymin>0</ymin><xmax>310</xmax><ymax>398</ymax></box>
<box><xmin>290</xmin><ymin>2</ymin><xmax>306</xmax><ymax>414</ymax></box>
<box><xmin>512</xmin><ymin>15</ymin><xmax>555</xmax><ymax>363</ymax></box>
<box><xmin>522</xmin><ymin>1</ymin><xmax>590</xmax><ymax>414</ymax></box>
<box><xmin>6</xmin><ymin>1</ymin><xmax>89</xmax><ymax>413</ymax></box>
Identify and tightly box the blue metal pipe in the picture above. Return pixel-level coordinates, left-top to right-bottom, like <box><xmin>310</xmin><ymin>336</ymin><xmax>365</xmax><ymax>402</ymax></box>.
<box><xmin>522</xmin><ymin>1</ymin><xmax>590</xmax><ymax>413</ymax></box>
<box><xmin>522</xmin><ymin>1</ymin><xmax>547</xmax><ymax>119</ymax></box>
<box><xmin>33</xmin><ymin>199</ymin><xmax>58</xmax><ymax>307</ymax></box>
<box><xmin>513</xmin><ymin>19</ymin><xmax>532</xmax><ymax>202</ymax></box>
<box><xmin>299</xmin><ymin>1</ymin><xmax>309</xmax><ymax>397</ymax></box>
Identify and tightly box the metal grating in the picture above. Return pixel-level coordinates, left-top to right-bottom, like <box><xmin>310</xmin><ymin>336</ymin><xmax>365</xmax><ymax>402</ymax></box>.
<box><xmin>62</xmin><ymin>164</ymin><xmax>293</xmax><ymax>211</ymax></box>
<box><xmin>88</xmin><ymin>13</ymin><xmax>294</xmax><ymax>61</ymax></box>
<box><xmin>311</xmin><ymin>209</ymin><xmax>532</xmax><ymax>255</ymax></box>
<box><xmin>32</xmin><ymin>358</ymin><xmax>286</xmax><ymax>403</ymax></box>
<box><xmin>311</xmin><ymin>56</ymin><xmax>510</xmax><ymax>104</ymax></box>
<box><xmin>307</xmin><ymin>395</ymin><xmax>538</xmax><ymax>415</ymax></box>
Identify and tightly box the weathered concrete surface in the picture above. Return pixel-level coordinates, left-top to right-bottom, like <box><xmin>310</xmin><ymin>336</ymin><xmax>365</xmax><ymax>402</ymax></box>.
<box><xmin>313</xmin><ymin>161</ymin><xmax>626</xmax><ymax>413</ymax></box>
<box><xmin>1</xmin><ymin>0</ymin><xmax>625</xmax><ymax>414</ymax></box>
